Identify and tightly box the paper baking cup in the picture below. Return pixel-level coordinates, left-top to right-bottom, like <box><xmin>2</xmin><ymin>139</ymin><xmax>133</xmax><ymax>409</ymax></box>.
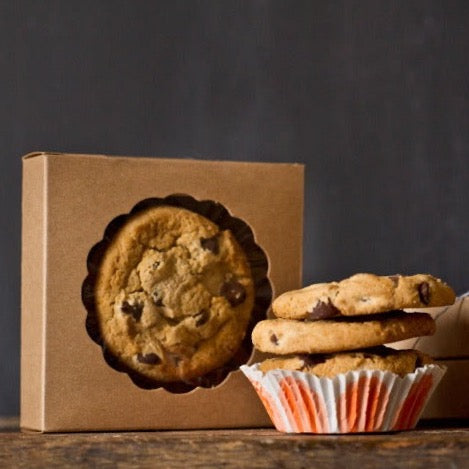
<box><xmin>241</xmin><ymin>363</ymin><xmax>446</xmax><ymax>433</ymax></box>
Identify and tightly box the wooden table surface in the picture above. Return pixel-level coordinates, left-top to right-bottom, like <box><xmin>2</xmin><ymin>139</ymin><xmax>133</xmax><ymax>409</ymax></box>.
<box><xmin>2</xmin><ymin>417</ymin><xmax>469</xmax><ymax>468</ymax></box>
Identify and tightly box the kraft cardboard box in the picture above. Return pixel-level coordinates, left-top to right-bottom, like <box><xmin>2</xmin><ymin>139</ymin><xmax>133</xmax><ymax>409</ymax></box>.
<box><xmin>392</xmin><ymin>295</ymin><xmax>469</xmax><ymax>419</ymax></box>
<box><xmin>21</xmin><ymin>152</ymin><xmax>304</xmax><ymax>432</ymax></box>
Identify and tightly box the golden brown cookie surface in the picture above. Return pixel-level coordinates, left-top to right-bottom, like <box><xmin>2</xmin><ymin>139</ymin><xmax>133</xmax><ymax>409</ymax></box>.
<box><xmin>258</xmin><ymin>346</ymin><xmax>434</xmax><ymax>378</ymax></box>
<box><xmin>272</xmin><ymin>273</ymin><xmax>455</xmax><ymax>320</ymax></box>
<box><xmin>94</xmin><ymin>205</ymin><xmax>254</xmax><ymax>383</ymax></box>
<box><xmin>252</xmin><ymin>311</ymin><xmax>436</xmax><ymax>355</ymax></box>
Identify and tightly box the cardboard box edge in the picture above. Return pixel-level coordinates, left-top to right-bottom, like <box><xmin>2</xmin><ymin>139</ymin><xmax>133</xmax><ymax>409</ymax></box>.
<box><xmin>421</xmin><ymin>358</ymin><xmax>469</xmax><ymax>419</ymax></box>
<box><xmin>20</xmin><ymin>155</ymin><xmax>47</xmax><ymax>431</ymax></box>
<box><xmin>21</xmin><ymin>151</ymin><xmax>305</xmax><ymax>169</ymax></box>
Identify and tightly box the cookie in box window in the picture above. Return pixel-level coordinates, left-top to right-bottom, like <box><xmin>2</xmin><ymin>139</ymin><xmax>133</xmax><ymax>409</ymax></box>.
<box><xmin>92</xmin><ymin>205</ymin><xmax>255</xmax><ymax>387</ymax></box>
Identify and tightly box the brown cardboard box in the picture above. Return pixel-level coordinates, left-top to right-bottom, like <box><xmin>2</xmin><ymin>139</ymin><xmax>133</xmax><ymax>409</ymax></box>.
<box><xmin>392</xmin><ymin>295</ymin><xmax>469</xmax><ymax>418</ymax></box>
<box><xmin>21</xmin><ymin>152</ymin><xmax>304</xmax><ymax>432</ymax></box>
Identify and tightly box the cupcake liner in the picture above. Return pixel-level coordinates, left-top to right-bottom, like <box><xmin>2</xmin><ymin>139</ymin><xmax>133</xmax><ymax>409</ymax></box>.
<box><xmin>240</xmin><ymin>363</ymin><xmax>446</xmax><ymax>433</ymax></box>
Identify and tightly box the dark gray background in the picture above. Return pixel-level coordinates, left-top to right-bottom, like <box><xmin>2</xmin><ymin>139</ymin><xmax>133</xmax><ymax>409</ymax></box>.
<box><xmin>1</xmin><ymin>1</ymin><xmax>468</xmax><ymax>416</ymax></box>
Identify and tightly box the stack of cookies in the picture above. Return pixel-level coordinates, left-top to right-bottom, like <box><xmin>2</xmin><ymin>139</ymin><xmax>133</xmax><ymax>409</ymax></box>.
<box><xmin>242</xmin><ymin>273</ymin><xmax>455</xmax><ymax>433</ymax></box>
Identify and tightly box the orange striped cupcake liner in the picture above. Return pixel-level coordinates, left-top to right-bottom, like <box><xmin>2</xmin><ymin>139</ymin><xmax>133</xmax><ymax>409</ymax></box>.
<box><xmin>241</xmin><ymin>364</ymin><xmax>446</xmax><ymax>433</ymax></box>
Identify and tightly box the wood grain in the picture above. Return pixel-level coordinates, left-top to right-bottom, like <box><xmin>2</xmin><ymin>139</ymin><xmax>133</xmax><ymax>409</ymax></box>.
<box><xmin>2</xmin><ymin>418</ymin><xmax>469</xmax><ymax>468</ymax></box>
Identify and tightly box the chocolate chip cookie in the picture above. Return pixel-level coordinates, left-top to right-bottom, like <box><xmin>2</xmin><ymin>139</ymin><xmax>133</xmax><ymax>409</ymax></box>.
<box><xmin>257</xmin><ymin>346</ymin><xmax>434</xmax><ymax>378</ymax></box>
<box><xmin>272</xmin><ymin>273</ymin><xmax>455</xmax><ymax>320</ymax></box>
<box><xmin>252</xmin><ymin>311</ymin><xmax>436</xmax><ymax>354</ymax></box>
<box><xmin>94</xmin><ymin>205</ymin><xmax>255</xmax><ymax>384</ymax></box>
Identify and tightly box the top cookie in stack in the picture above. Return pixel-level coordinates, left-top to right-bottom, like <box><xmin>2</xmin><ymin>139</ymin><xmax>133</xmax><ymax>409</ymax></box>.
<box><xmin>252</xmin><ymin>273</ymin><xmax>455</xmax><ymax>376</ymax></box>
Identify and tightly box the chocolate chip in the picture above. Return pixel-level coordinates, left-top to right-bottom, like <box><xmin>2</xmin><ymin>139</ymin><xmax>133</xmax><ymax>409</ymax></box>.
<box><xmin>220</xmin><ymin>280</ymin><xmax>246</xmax><ymax>307</ymax></box>
<box><xmin>300</xmin><ymin>355</ymin><xmax>326</xmax><ymax>369</ymax></box>
<box><xmin>200</xmin><ymin>235</ymin><xmax>219</xmax><ymax>255</ymax></box>
<box><xmin>389</xmin><ymin>275</ymin><xmax>400</xmax><ymax>286</ymax></box>
<box><xmin>151</xmin><ymin>291</ymin><xmax>164</xmax><ymax>307</ymax></box>
<box><xmin>270</xmin><ymin>333</ymin><xmax>279</xmax><ymax>345</ymax></box>
<box><xmin>195</xmin><ymin>309</ymin><xmax>210</xmax><ymax>327</ymax></box>
<box><xmin>418</xmin><ymin>282</ymin><xmax>430</xmax><ymax>305</ymax></box>
<box><xmin>163</xmin><ymin>315</ymin><xmax>182</xmax><ymax>326</ymax></box>
<box><xmin>121</xmin><ymin>301</ymin><xmax>143</xmax><ymax>321</ymax></box>
<box><xmin>306</xmin><ymin>299</ymin><xmax>341</xmax><ymax>321</ymax></box>
<box><xmin>152</xmin><ymin>261</ymin><xmax>160</xmax><ymax>270</ymax></box>
<box><xmin>136</xmin><ymin>353</ymin><xmax>160</xmax><ymax>365</ymax></box>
